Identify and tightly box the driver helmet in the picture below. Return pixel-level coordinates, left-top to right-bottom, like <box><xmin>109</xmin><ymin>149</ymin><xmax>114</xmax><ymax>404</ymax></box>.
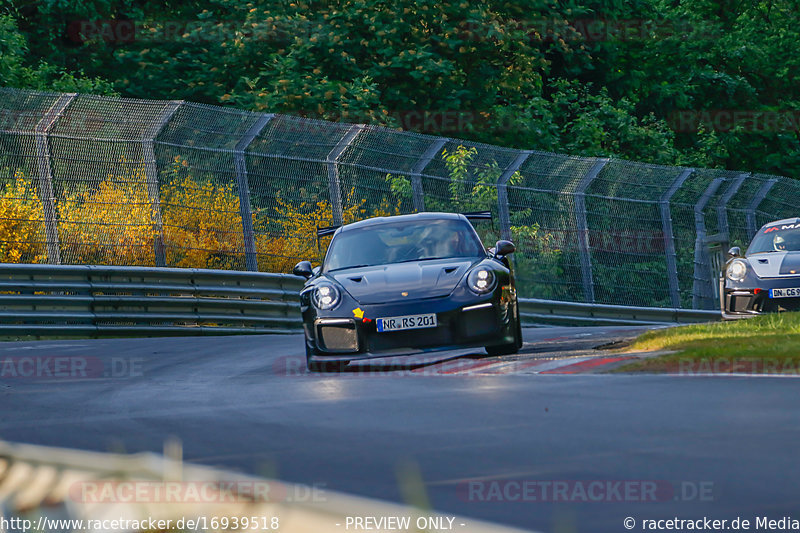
<box><xmin>774</xmin><ymin>234</ymin><xmax>787</xmax><ymax>251</ymax></box>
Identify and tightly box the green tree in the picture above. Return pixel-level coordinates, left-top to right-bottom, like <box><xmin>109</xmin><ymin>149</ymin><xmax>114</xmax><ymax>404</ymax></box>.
<box><xmin>0</xmin><ymin>14</ymin><xmax>114</xmax><ymax>94</ymax></box>
<box><xmin>6</xmin><ymin>0</ymin><xmax>800</xmax><ymax>174</ymax></box>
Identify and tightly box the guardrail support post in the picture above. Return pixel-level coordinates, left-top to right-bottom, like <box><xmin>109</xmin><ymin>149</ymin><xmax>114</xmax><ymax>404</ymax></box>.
<box><xmin>692</xmin><ymin>178</ymin><xmax>724</xmax><ymax>309</ymax></box>
<box><xmin>235</xmin><ymin>113</ymin><xmax>274</xmax><ymax>271</ymax></box>
<box><xmin>660</xmin><ymin>168</ymin><xmax>694</xmax><ymax>308</ymax></box>
<box><xmin>326</xmin><ymin>125</ymin><xmax>364</xmax><ymax>226</ymax></box>
<box><xmin>34</xmin><ymin>93</ymin><xmax>76</xmax><ymax>265</ymax></box>
<box><xmin>716</xmin><ymin>172</ymin><xmax>749</xmax><ymax>241</ymax></box>
<box><xmin>409</xmin><ymin>138</ymin><xmax>448</xmax><ymax>212</ymax></box>
<box><xmin>574</xmin><ymin>158</ymin><xmax>609</xmax><ymax>303</ymax></box>
<box><xmin>746</xmin><ymin>178</ymin><xmax>778</xmax><ymax>238</ymax></box>
<box><xmin>143</xmin><ymin>100</ymin><xmax>181</xmax><ymax>267</ymax></box>
<box><xmin>497</xmin><ymin>151</ymin><xmax>530</xmax><ymax>241</ymax></box>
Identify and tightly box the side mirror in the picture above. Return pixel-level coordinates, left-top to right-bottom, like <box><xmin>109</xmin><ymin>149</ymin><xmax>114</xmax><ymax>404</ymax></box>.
<box><xmin>494</xmin><ymin>240</ymin><xmax>515</xmax><ymax>257</ymax></box>
<box><xmin>292</xmin><ymin>260</ymin><xmax>314</xmax><ymax>279</ymax></box>
<box><xmin>727</xmin><ymin>246</ymin><xmax>742</xmax><ymax>260</ymax></box>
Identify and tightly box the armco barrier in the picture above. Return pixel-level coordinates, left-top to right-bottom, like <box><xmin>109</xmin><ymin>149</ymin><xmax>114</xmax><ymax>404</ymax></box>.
<box><xmin>519</xmin><ymin>298</ymin><xmax>721</xmax><ymax>327</ymax></box>
<box><xmin>0</xmin><ymin>263</ymin><xmax>304</xmax><ymax>336</ymax></box>
<box><xmin>0</xmin><ymin>264</ymin><xmax>720</xmax><ymax>337</ymax></box>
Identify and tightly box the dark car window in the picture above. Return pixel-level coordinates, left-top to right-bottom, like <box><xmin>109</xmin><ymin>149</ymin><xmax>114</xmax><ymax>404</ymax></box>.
<box><xmin>748</xmin><ymin>226</ymin><xmax>800</xmax><ymax>254</ymax></box>
<box><xmin>323</xmin><ymin>219</ymin><xmax>485</xmax><ymax>272</ymax></box>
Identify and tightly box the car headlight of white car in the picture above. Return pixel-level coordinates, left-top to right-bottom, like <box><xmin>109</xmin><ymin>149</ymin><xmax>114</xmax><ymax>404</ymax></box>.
<box><xmin>726</xmin><ymin>259</ymin><xmax>748</xmax><ymax>282</ymax></box>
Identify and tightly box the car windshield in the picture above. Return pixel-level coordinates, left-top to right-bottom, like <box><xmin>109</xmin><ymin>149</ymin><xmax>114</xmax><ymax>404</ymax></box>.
<box><xmin>323</xmin><ymin>218</ymin><xmax>485</xmax><ymax>272</ymax></box>
<box><xmin>748</xmin><ymin>226</ymin><xmax>800</xmax><ymax>254</ymax></box>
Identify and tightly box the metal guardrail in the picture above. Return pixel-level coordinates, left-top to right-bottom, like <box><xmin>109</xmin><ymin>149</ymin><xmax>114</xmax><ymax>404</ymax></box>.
<box><xmin>0</xmin><ymin>264</ymin><xmax>720</xmax><ymax>337</ymax></box>
<box><xmin>0</xmin><ymin>263</ymin><xmax>303</xmax><ymax>336</ymax></box>
<box><xmin>519</xmin><ymin>298</ymin><xmax>721</xmax><ymax>327</ymax></box>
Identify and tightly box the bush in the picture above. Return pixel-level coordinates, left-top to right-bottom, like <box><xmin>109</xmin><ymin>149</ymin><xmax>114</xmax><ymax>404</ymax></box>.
<box><xmin>57</xmin><ymin>162</ymin><xmax>157</xmax><ymax>265</ymax></box>
<box><xmin>0</xmin><ymin>171</ymin><xmax>46</xmax><ymax>263</ymax></box>
<box><xmin>160</xmin><ymin>157</ymin><xmax>245</xmax><ymax>269</ymax></box>
<box><xmin>256</xmin><ymin>190</ymin><xmax>367</xmax><ymax>272</ymax></box>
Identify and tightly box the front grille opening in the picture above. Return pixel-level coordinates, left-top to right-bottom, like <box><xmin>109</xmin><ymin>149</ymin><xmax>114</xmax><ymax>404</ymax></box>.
<box><xmin>318</xmin><ymin>322</ymin><xmax>359</xmax><ymax>352</ymax></box>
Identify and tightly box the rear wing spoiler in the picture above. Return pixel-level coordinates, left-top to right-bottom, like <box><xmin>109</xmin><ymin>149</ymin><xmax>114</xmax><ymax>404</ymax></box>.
<box><xmin>462</xmin><ymin>211</ymin><xmax>492</xmax><ymax>222</ymax></box>
<box><xmin>316</xmin><ymin>226</ymin><xmax>339</xmax><ymax>238</ymax></box>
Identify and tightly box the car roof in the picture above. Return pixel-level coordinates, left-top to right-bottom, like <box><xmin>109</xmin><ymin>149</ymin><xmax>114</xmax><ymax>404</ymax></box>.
<box><xmin>760</xmin><ymin>218</ymin><xmax>800</xmax><ymax>230</ymax></box>
<box><xmin>337</xmin><ymin>212</ymin><xmax>469</xmax><ymax>233</ymax></box>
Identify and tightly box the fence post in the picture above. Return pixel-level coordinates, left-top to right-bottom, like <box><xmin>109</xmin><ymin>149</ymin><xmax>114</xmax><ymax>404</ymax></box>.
<box><xmin>660</xmin><ymin>168</ymin><xmax>694</xmax><ymax>308</ymax></box>
<box><xmin>143</xmin><ymin>100</ymin><xmax>181</xmax><ymax>267</ymax></box>
<box><xmin>409</xmin><ymin>138</ymin><xmax>449</xmax><ymax>212</ymax></box>
<box><xmin>326</xmin><ymin>125</ymin><xmax>364</xmax><ymax>226</ymax></box>
<box><xmin>716</xmin><ymin>172</ymin><xmax>749</xmax><ymax>240</ymax></box>
<box><xmin>692</xmin><ymin>178</ymin><xmax>724</xmax><ymax>309</ymax></box>
<box><xmin>34</xmin><ymin>93</ymin><xmax>75</xmax><ymax>265</ymax></box>
<box><xmin>574</xmin><ymin>158</ymin><xmax>609</xmax><ymax>303</ymax></box>
<box><xmin>234</xmin><ymin>113</ymin><xmax>274</xmax><ymax>272</ymax></box>
<box><xmin>746</xmin><ymin>178</ymin><xmax>778</xmax><ymax>238</ymax></box>
<box><xmin>497</xmin><ymin>151</ymin><xmax>530</xmax><ymax>241</ymax></box>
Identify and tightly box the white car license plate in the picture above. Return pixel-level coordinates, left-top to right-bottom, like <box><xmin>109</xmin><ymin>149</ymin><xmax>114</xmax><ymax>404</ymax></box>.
<box><xmin>376</xmin><ymin>313</ymin><xmax>437</xmax><ymax>332</ymax></box>
<box><xmin>770</xmin><ymin>288</ymin><xmax>800</xmax><ymax>298</ymax></box>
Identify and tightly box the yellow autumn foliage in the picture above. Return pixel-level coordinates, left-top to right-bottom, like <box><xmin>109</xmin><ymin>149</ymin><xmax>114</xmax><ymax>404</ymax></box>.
<box><xmin>0</xmin><ymin>159</ymin><xmax>403</xmax><ymax>272</ymax></box>
<box><xmin>55</xmin><ymin>156</ymin><xmax>245</xmax><ymax>268</ymax></box>
<box><xmin>57</xmin><ymin>164</ymin><xmax>157</xmax><ymax>265</ymax></box>
<box><xmin>0</xmin><ymin>171</ymin><xmax>46</xmax><ymax>263</ymax></box>
<box><xmin>162</xmin><ymin>175</ymin><xmax>244</xmax><ymax>270</ymax></box>
<box><xmin>256</xmin><ymin>189</ymin><xmax>368</xmax><ymax>273</ymax></box>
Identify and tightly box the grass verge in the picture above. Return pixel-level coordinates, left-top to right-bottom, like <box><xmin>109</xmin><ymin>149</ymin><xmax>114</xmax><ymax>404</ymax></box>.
<box><xmin>615</xmin><ymin>312</ymin><xmax>800</xmax><ymax>374</ymax></box>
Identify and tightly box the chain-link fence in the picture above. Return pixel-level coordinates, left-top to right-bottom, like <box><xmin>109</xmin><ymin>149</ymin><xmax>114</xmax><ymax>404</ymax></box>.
<box><xmin>0</xmin><ymin>87</ymin><xmax>795</xmax><ymax>309</ymax></box>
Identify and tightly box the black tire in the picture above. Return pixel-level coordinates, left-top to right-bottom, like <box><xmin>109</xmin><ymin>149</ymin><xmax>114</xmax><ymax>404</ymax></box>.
<box><xmin>485</xmin><ymin>302</ymin><xmax>522</xmax><ymax>356</ymax></box>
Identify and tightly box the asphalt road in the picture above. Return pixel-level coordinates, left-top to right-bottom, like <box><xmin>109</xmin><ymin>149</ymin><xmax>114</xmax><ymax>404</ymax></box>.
<box><xmin>2</xmin><ymin>327</ymin><xmax>799</xmax><ymax>533</ymax></box>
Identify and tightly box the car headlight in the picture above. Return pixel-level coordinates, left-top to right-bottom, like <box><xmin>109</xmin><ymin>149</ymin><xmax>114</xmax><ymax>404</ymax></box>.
<box><xmin>726</xmin><ymin>259</ymin><xmax>748</xmax><ymax>282</ymax></box>
<box><xmin>467</xmin><ymin>266</ymin><xmax>497</xmax><ymax>294</ymax></box>
<box><xmin>312</xmin><ymin>282</ymin><xmax>341</xmax><ymax>310</ymax></box>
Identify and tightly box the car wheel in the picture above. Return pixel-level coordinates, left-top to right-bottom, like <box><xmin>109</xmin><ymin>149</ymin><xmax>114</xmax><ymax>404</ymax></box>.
<box><xmin>306</xmin><ymin>345</ymin><xmax>349</xmax><ymax>372</ymax></box>
<box><xmin>485</xmin><ymin>301</ymin><xmax>522</xmax><ymax>356</ymax></box>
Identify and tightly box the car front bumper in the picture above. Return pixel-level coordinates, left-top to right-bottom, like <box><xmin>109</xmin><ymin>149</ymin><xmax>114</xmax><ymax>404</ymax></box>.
<box><xmin>721</xmin><ymin>276</ymin><xmax>800</xmax><ymax>318</ymax></box>
<box><xmin>304</xmin><ymin>293</ymin><xmax>516</xmax><ymax>362</ymax></box>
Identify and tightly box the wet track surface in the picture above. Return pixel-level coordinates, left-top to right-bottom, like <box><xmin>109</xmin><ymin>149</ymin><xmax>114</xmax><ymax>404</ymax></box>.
<box><xmin>2</xmin><ymin>326</ymin><xmax>800</xmax><ymax>532</ymax></box>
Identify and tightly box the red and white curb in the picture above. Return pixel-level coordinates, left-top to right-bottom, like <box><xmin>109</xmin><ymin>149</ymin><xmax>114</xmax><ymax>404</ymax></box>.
<box><xmin>412</xmin><ymin>354</ymin><xmax>637</xmax><ymax>375</ymax></box>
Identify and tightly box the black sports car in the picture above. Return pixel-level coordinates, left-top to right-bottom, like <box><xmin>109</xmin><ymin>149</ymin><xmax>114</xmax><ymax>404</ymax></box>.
<box><xmin>292</xmin><ymin>212</ymin><xmax>522</xmax><ymax>371</ymax></box>
<box><xmin>721</xmin><ymin>218</ymin><xmax>800</xmax><ymax>318</ymax></box>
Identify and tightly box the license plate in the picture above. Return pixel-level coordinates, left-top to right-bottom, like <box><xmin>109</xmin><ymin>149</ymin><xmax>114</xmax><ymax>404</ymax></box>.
<box><xmin>770</xmin><ymin>288</ymin><xmax>800</xmax><ymax>298</ymax></box>
<box><xmin>376</xmin><ymin>313</ymin><xmax>437</xmax><ymax>332</ymax></box>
